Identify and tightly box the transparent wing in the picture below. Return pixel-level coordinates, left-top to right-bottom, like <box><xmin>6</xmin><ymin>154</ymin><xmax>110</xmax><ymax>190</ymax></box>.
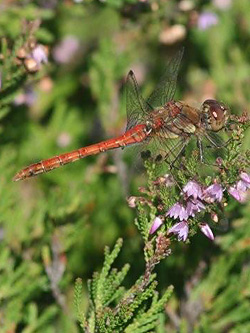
<box><xmin>147</xmin><ymin>48</ymin><xmax>184</xmax><ymax>109</ymax></box>
<box><xmin>126</xmin><ymin>70</ymin><xmax>152</xmax><ymax>131</ymax></box>
<box><xmin>139</xmin><ymin>133</ymin><xmax>189</xmax><ymax>168</ymax></box>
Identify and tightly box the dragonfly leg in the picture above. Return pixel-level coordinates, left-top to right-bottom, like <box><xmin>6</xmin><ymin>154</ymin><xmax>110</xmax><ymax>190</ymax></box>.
<box><xmin>197</xmin><ymin>138</ymin><xmax>204</xmax><ymax>163</ymax></box>
<box><xmin>200</xmin><ymin>134</ymin><xmax>231</xmax><ymax>167</ymax></box>
<box><xmin>217</xmin><ymin>137</ymin><xmax>232</xmax><ymax>148</ymax></box>
<box><xmin>197</xmin><ymin>138</ymin><xmax>217</xmax><ymax>166</ymax></box>
<box><xmin>165</xmin><ymin>139</ymin><xmax>194</xmax><ymax>181</ymax></box>
<box><xmin>205</xmin><ymin>133</ymin><xmax>232</xmax><ymax>149</ymax></box>
<box><xmin>168</xmin><ymin>139</ymin><xmax>189</xmax><ymax>168</ymax></box>
<box><xmin>198</xmin><ymin>138</ymin><xmax>221</xmax><ymax>167</ymax></box>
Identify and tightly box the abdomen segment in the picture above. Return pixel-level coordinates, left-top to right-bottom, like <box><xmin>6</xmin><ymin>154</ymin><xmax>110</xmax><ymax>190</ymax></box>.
<box><xmin>13</xmin><ymin>124</ymin><xmax>148</xmax><ymax>181</ymax></box>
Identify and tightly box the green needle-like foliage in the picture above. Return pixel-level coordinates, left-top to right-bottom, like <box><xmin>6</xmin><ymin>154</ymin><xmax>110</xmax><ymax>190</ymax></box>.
<box><xmin>75</xmin><ymin>238</ymin><xmax>174</xmax><ymax>332</ymax></box>
<box><xmin>1</xmin><ymin>1</ymin><xmax>250</xmax><ymax>332</ymax></box>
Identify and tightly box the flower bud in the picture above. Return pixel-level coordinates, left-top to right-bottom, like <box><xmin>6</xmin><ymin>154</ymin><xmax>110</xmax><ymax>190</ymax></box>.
<box><xmin>24</xmin><ymin>58</ymin><xmax>39</xmax><ymax>73</ymax></box>
<box><xmin>16</xmin><ymin>47</ymin><xmax>27</xmax><ymax>59</ymax></box>
<box><xmin>199</xmin><ymin>223</ymin><xmax>214</xmax><ymax>241</ymax></box>
<box><xmin>127</xmin><ymin>196</ymin><xmax>137</xmax><ymax>208</ymax></box>
<box><xmin>211</xmin><ymin>211</ymin><xmax>219</xmax><ymax>223</ymax></box>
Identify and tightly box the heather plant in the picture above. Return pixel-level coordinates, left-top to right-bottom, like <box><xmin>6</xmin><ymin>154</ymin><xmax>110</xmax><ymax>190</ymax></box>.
<box><xmin>1</xmin><ymin>1</ymin><xmax>250</xmax><ymax>332</ymax></box>
<box><xmin>73</xmin><ymin>112</ymin><xmax>250</xmax><ymax>332</ymax></box>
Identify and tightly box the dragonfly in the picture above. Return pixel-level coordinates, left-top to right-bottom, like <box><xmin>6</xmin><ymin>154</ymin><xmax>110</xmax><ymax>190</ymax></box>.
<box><xmin>13</xmin><ymin>49</ymin><xmax>230</xmax><ymax>182</ymax></box>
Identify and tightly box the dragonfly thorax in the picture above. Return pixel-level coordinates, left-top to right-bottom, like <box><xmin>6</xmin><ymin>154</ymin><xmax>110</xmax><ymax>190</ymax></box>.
<box><xmin>201</xmin><ymin>99</ymin><xmax>229</xmax><ymax>132</ymax></box>
<box><xmin>146</xmin><ymin>108</ymin><xmax>166</xmax><ymax>132</ymax></box>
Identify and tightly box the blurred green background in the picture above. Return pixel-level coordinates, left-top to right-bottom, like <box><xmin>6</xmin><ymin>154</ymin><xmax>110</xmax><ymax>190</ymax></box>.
<box><xmin>1</xmin><ymin>0</ymin><xmax>250</xmax><ymax>332</ymax></box>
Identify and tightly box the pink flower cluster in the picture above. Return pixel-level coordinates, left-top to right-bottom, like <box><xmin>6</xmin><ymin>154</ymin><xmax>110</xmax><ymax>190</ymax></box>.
<box><xmin>228</xmin><ymin>172</ymin><xmax>250</xmax><ymax>203</ymax></box>
<box><xmin>150</xmin><ymin>172</ymin><xmax>250</xmax><ymax>242</ymax></box>
<box><xmin>197</xmin><ymin>12</ymin><xmax>218</xmax><ymax>30</ymax></box>
<box><xmin>53</xmin><ymin>36</ymin><xmax>80</xmax><ymax>64</ymax></box>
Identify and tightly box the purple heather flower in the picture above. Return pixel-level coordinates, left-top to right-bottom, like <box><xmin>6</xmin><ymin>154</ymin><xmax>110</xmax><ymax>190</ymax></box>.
<box><xmin>183</xmin><ymin>180</ymin><xmax>202</xmax><ymax>200</ymax></box>
<box><xmin>237</xmin><ymin>180</ymin><xmax>250</xmax><ymax>192</ymax></box>
<box><xmin>240</xmin><ymin>172</ymin><xmax>250</xmax><ymax>185</ymax></box>
<box><xmin>39</xmin><ymin>0</ymin><xmax>57</xmax><ymax>8</ymax></box>
<box><xmin>228</xmin><ymin>185</ymin><xmax>248</xmax><ymax>203</ymax></box>
<box><xmin>127</xmin><ymin>196</ymin><xmax>137</xmax><ymax>208</ymax></box>
<box><xmin>31</xmin><ymin>45</ymin><xmax>48</xmax><ymax>64</ymax></box>
<box><xmin>197</xmin><ymin>12</ymin><xmax>218</xmax><ymax>30</ymax></box>
<box><xmin>228</xmin><ymin>186</ymin><xmax>240</xmax><ymax>201</ymax></box>
<box><xmin>14</xmin><ymin>88</ymin><xmax>37</xmax><ymax>107</ymax></box>
<box><xmin>53</xmin><ymin>36</ymin><xmax>80</xmax><ymax>64</ymax></box>
<box><xmin>168</xmin><ymin>221</ymin><xmax>189</xmax><ymax>242</ymax></box>
<box><xmin>199</xmin><ymin>223</ymin><xmax>214</xmax><ymax>241</ymax></box>
<box><xmin>202</xmin><ymin>183</ymin><xmax>223</xmax><ymax>203</ymax></box>
<box><xmin>150</xmin><ymin>217</ymin><xmax>163</xmax><ymax>234</ymax></box>
<box><xmin>213</xmin><ymin>0</ymin><xmax>232</xmax><ymax>10</ymax></box>
<box><xmin>227</xmin><ymin>172</ymin><xmax>250</xmax><ymax>202</ymax></box>
<box><xmin>186</xmin><ymin>199</ymin><xmax>205</xmax><ymax>217</ymax></box>
<box><xmin>56</xmin><ymin>132</ymin><xmax>72</xmax><ymax>148</ymax></box>
<box><xmin>166</xmin><ymin>203</ymin><xmax>188</xmax><ymax>221</ymax></box>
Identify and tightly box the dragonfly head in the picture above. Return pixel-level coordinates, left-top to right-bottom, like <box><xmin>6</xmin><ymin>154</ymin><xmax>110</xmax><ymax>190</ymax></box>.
<box><xmin>201</xmin><ymin>99</ymin><xmax>230</xmax><ymax>132</ymax></box>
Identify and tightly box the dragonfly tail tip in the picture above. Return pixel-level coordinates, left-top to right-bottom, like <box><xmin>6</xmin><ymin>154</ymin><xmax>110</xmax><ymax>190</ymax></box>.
<box><xmin>12</xmin><ymin>174</ymin><xmax>21</xmax><ymax>182</ymax></box>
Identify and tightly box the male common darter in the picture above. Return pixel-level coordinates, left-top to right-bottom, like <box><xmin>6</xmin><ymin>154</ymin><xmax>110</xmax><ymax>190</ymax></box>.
<box><xmin>13</xmin><ymin>49</ymin><xmax>229</xmax><ymax>181</ymax></box>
